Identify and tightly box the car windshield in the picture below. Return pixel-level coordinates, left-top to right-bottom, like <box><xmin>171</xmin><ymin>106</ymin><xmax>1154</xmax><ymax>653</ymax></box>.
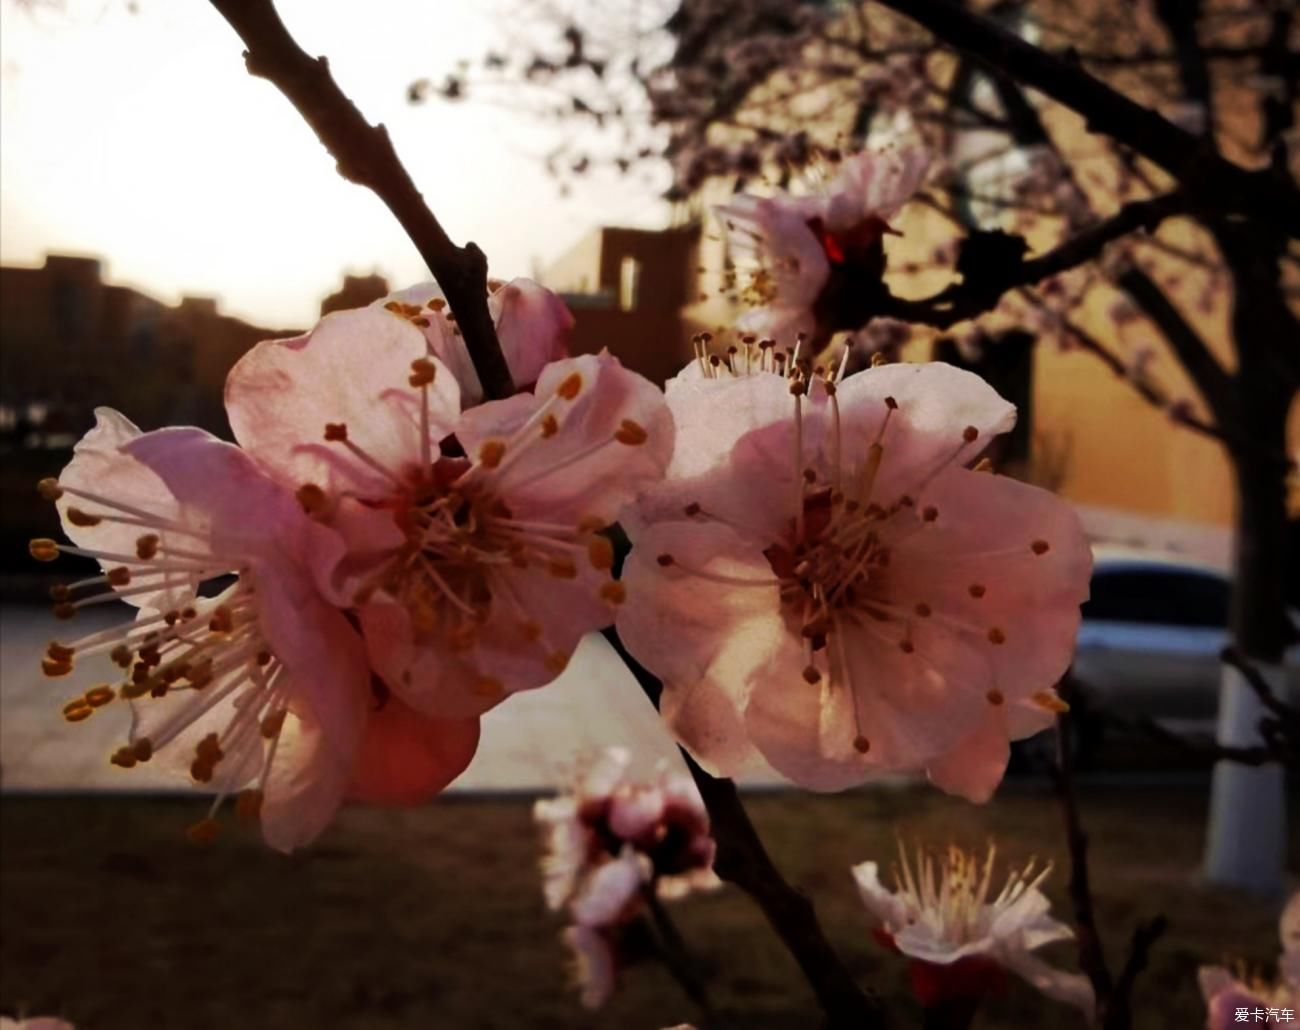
<box><xmin>1082</xmin><ymin>567</ymin><xmax>1230</xmax><ymax>628</ymax></box>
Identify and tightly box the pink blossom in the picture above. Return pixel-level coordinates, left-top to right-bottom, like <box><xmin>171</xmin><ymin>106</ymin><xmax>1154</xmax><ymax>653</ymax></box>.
<box><xmin>33</xmin><ymin>411</ymin><xmax>474</xmax><ymax>851</ymax></box>
<box><xmin>225</xmin><ymin>306</ymin><xmax>672</xmax><ymax>721</ymax></box>
<box><xmin>617</xmin><ymin>354</ymin><xmax>1090</xmax><ymax>800</ymax></box>
<box><xmin>534</xmin><ymin>747</ymin><xmax>718</xmax><ymax>913</ymax></box>
<box><xmin>718</xmin><ymin>139</ymin><xmax>930</xmax><ymax>347</ymax></box>
<box><xmin>1200</xmin><ymin>892</ymin><xmax>1299</xmax><ymax>1028</ymax></box>
<box><xmin>562</xmin><ymin>847</ymin><xmax>650</xmax><ymax>1009</ymax></box>
<box><xmin>853</xmin><ymin>844</ymin><xmax>1094</xmax><ymax>1018</ymax></box>
<box><xmin>372</xmin><ymin>277</ymin><xmax>572</xmax><ymax>405</ymax></box>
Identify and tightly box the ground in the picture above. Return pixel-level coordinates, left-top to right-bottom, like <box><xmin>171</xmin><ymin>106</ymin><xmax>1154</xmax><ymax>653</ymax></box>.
<box><xmin>0</xmin><ymin>782</ymin><xmax>1293</xmax><ymax>1029</ymax></box>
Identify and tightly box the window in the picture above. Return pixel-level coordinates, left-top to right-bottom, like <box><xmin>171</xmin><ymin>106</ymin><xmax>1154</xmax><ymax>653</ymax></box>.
<box><xmin>618</xmin><ymin>256</ymin><xmax>641</xmax><ymax>311</ymax></box>
<box><xmin>1082</xmin><ymin>568</ymin><xmax>1230</xmax><ymax>629</ymax></box>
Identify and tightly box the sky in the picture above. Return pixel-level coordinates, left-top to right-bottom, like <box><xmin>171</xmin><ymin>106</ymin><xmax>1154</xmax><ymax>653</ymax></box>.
<box><xmin>0</xmin><ymin>0</ymin><xmax>669</xmax><ymax>328</ymax></box>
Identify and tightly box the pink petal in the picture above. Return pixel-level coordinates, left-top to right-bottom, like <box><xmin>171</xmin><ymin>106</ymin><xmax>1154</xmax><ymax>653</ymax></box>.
<box><xmin>457</xmin><ymin>352</ymin><xmax>674</xmax><ymax>525</ymax></box>
<box><xmin>631</xmin><ymin>369</ymin><xmax>803</xmax><ymax>539</ymax></box>
<box><xmin>834</xmin><ymin>362</ymin><xmax>1016</xmax><ymax>506</ymax></box>
<box><xmin>259</xmin><ymin>706</ymin><xmax>352</xmax><ymax>853</ymax></box>
<box><xmin>851</xmin><ymin>860</ymin><xmax>916</xmax><ymax>930</ymax></box>
<box><xmin>489</xmin><ymin>277</ymin><xmax>573</xmax><ymax>388</ymax></box>
<box><xmin>571</xmin><ymin>850</ymin><xmax>647</xmax><ymax>926</ymax></box>
<box><xmin>617</xmin><ymin>520</ymin><xmax>781</xmax><ymax>779</ymax></box>
<box><xmin>925</xmin><ymin>707</ymin><xmax>1011</xmax><ymax>803</ymax></box>
<box><xmin>564</xmin><ymin>925</ymin><xmax>617</xmax><ymax>1009</ymax></box>
<box><xmin>718</xmin><ymin>195</ymin><xmax>830</xmax><ymax>310</ymax></box>
<box><xmin>225</xmin><ymin>307</ymin><xmax>459</xmax><ymax>494</ymax></box>
<box><xmin>1001</xmin><ymin>950</ymin><xmax>1095</xmax><ymax>1020</ymax></box>
<box><xmin>55</xmin><ymin>408</ymin><xmax>205</xmax><ymax>612</ymax></box>
<box><xmin>347</xmin><ymin>694</ymin><xmax>479</xmax><ymax>805</ymax></box>
<box><xmin>608</xmin><ymin>786</ymin><xmax>667</xmax><ymax>843</ymax></box>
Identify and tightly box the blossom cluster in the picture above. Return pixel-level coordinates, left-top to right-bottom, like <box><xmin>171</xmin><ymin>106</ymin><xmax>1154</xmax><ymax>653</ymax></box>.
<box><xmin>33</xmin><ymin>146</ymin><xmax>1090</xmax><ymax>867</ymax></box>
<box><xmin>534</xmin><ymin>747</ymin><xmax>718</xmax><ymax>1007</ymax></box>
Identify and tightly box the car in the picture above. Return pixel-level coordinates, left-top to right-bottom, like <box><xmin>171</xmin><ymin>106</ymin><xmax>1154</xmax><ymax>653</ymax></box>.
<box><xmin>1065</xmin><ymin>546</ymin><xmax>1300</xmax><ymax>761</ymax></box>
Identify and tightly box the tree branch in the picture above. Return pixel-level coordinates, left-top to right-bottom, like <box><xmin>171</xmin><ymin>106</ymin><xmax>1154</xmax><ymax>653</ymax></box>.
<box><xmin>869</xmin><ymin>0</ymin><xmax>1300</xmax><ymax>236</ymax></box>
<box><xmin>1103</xmin><ymin>917</ymin><xmax>1169</xmax><ymax>1030</ymax></box>
<box><xmin>207</xmin><ymin>0</ymin><xmax>516</xmax><ymax>400</ymax></box>
<box><xmin>603</xmin><ymin>627</ymin><xmax>886</xmax><ymax>1029</ymax></box>
<box><xmin>1114</xmin><ymin>264</ymin><xmax>1233</xmax><ymax>419</ymax></box>
<box><xmin>879</xmin><ymin>193</ymin><xmax>1187</xmax><ymax>329</ymax></box>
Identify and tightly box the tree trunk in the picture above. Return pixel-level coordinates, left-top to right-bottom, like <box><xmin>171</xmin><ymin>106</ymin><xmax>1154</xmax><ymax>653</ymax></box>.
<box><xmin>1203</xmin><ymin>220</ymin><xmax>1296</xmax><ymax>894</ymax></box>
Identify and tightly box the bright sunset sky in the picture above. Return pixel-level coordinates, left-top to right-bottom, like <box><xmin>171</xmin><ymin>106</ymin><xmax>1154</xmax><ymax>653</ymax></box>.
<box><xmin>0</xmin><ymin>0</ymin><xmax>669</xmax><ymax>328</ymax></box>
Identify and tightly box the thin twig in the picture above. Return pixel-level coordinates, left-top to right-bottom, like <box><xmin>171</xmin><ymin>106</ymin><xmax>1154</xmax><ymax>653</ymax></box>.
<box><xmin>642</xmin><ymin>886</ymin><xmax>722</xmax><ymax>1026</ymax></box>
<box><xmin>1103</xmin><ymin>917</ymin><xmax>1169</xmax><ymax>1030</ymax></box>
<box><xmin>207</xmin><ymin>0</ymin><xmax>515</xmax><ymax>400</ymax></box>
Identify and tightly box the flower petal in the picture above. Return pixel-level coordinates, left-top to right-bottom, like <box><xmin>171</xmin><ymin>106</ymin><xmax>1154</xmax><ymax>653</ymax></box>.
<box><xmin>259</xmin><ymin>705</ymin><xmax>352</xmax><ymax>853</ymax></box>
<box><xmin>489</xmin><ymin>277</ymin><xmax>573</xmax><ymax>388</ymax></box>
<box><xmin>347</xmin><ymin>694</ymin><xmax>479</xmax><ymax>805</ymax></box>
<box><xmin>55</xmin><ymin>408</ymin><xmax>206</xmax><ymax>611</ymax></box>
<box><xmin>458</xmin><ymin>352</ymin><xmax>674</xmax><ymax>525</ymax></box>
<box><xmin>225</xmin><ymin>307</ymin><xmax>460</xmax><ymax>494</ymax></box>
<box><xmin>1000</xmin><ymin>948</ymin><xmax>1096</xmax><ymax>1021</ymax></box>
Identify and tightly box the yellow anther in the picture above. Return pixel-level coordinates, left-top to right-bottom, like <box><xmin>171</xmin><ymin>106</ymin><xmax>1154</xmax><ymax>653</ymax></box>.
<box><xmin>974</xmin><ymin>458</ymin><xmax>994</xmax><ymax>474</ymax></box>
<box><xmin>208</xmin><ymin>606</ymin><xmax>234</xmax><ymax>634</ymax></box>
<box><xmin>37</xmin><ymin>477</ymin><xmax>64</xmax><ymax>501</ymax></box>
<box><xmin>119</xmin><ymin>679</ymin><xmax>151</xmax><ymax>700</ymax></box>
<box><xmin>587</xmin><ymin>536</ymin><xmax>614</xmax><ymax>571</ymax></box>
<box><xmin>987</xmin><ymin>627</ymin><xmax>1006</xmax><ymax>645</ymax></box>
<box><xmin>921</xmin><ymin>506</ymin><xmax>938</xmax><ymax>523</ymax></box>
<box><xmin>1031</xmin><ymin>539</ymin><xmax>1051</xmax><ymax>555</ymax></box>
<box><xmin>190</xmin><ymin>758</ymin><xmax>214</xmax><ymax>783</ymax></box>
<box><xmin>684</xmin><ymin>502</ymin><xmax>702</xmax><ymax>517</ymax></box>
<box><xmin>853</xmin><ymin>735</ymin><xmax>871</xmax><ymax>754</ymax></box>
<box><xmin>968</xmin><ymin>584</ymin><xmax>987</xmax><ymax>599</ymax></box>
<box><xmin>802</xmin><ymin>665</ymin><xmax>822</xmax><ymax>685</ymax></box>
<box><xmin>185</xmin><ymin>818</ymin><xmax>220</xmax><ymax>845</ymax></box>
<box><xmin>487</xmin><ymin>278</ymin><xmax>506</xmax><ymax>293</ymax></box>
<box><xmin>599</xmin><ymin>581</ymin><xmax>626</xmax><ymax>605</ymax></box>
<box><xmin>47</xmin><ymin>641</ymin><xmax>76</xmax><ymax>662</ymax></box>
<box><xmin>478</xmin><ymin>439</ymin><xmax>507</xmax><ymax>469</ymax></box>
<box><xmin>66</xmin><ymin>507</ymin><xmax>102</xmax><ymax>527</ymax></box>
<box><xmin>106</xmin><ymin>566</ymin><xmax>131</xmax><ymax>587</ymax></box>
<box><xmin>871</xmin><ymin>353</ymin><xmax>887</xmax><ymax>368</ymax></box>
<box><xmin>196</xmin><ymin>732</ymin><xmax>223</xmax><ymax>762</ymax></box>
<box><xmin>540</xmin><ymin>414</ymin><xmax>559</xmax><ymax>438</ymax></box>
<box><xmin>472</xmin><ymin>677</ymin><xmax>504</xmax><ymax>700</ymax></box>
<box><xmin>52</xmin><ymin>603</ymin><xmax>77</xmax><ymax>621</ymax></box>
<box><xmin>614</xmin><ymin>419</ymin><xmax>648</xmax><ymax>446</ymax></box>
<box><xmin>656</xmin><ymin>553</ymin><xmax>675</xmax><ymax>568</ymax></box>
<box><xmin>884</xmin><ymin>395</ymin><xmax>898</xmax><ymax>410</ymax></box>
<box><xmin>323</xmin><ymin>422</ymin><xmax>348</xmax><ymax>442</ymax></box>
<box><xmin>132</xmin><ymin>738</ymin><xmax>154</xmax><ymax>763</ymax></box>
<box><xmin>548</xmin><ymin>558</ymin><xmax>577</xmax><ymax>579</ymax></box>
<box><xmin>110</xmin><ymin>746</ymin><xmax>137</xmax><ymax>768</ymax></box>
<box><xmin>260</xmin><ymin>709</ymin><xmax>287</xmax><ymax>739</ymax></box>
<box><xmin>1033</xmin><ymin>690</ymin><xmax>1070</xmax><ymax>714</ymax></box>
<box><xmin>235</xmin><ymin>789</ymin><xmax>264</xmax><ymax>823</ymax></box>
<box><xmin>62</xmin><ymin>698</ymin><xmax>92</xmax><ymax>721</ymax></box>
<box><xmin>256</xmin><ymin>650</ymin><xmax>273</xmax><ymax>666</ymax></box>
<box><xmin>85</xmin><ymin>685</ymin><xmax>116</xmax><ymax>708</ymax></box>
<box><xmin>519</xmin><ymin>620</ymin><xmax>543</xmax><ymax>643</ymax></box>
<box><xmin>29</xmin><ymin>538</ymin><xmax>60</xmax><ymax>562</ymax></box>
<box><xmin>986</xmin><ymin>689</ymin><xmax>1005</xmax><ymax>706</ymax></box>
<box><xmin>577</xmin><ymin>516</ymin><xmax>606</xmax><ymax>533</ymax></box>
<box><xmin>296</xmin><ymin>484</ymin><xmax>327</xmax><ymax>514</ymax></box>
<box><xmin>544</xmin><ymin>651</ymin><xmax>570</xmax><ymax>675</ymax></box>
<box><xmin>962</xmin><ymin>426</ymin><xmax>979</xmax><ymax>443</ymax></box>
<box><xmin>136</xmin><ymin>533</ymin><xmax>160</xmax><ymax>559</ymax></box>
<box><xmin>427</xmin><ymin>297</ymin><xmax>447</xmax><ymax>312</ymax></box>
<box><xmin>110</xmin><ymin>645</ymin><xmax>132</xmax><ymax>668</ymax></box>
<box><xmin>48</xmin><ymin>584</ymin><xmax>71</xmax><ymax>602</ymax></box>
<box><xmin>899</xmin><ymin>640</ymin><xmax>915</xmax><ymax>654</ymax></box>
<box><xmin>556</xmin><ymin>372</ymin><xmax>583</xmax><ymax>400</ymax></box>
<box><xmin>408</xmin><ymin>357</ymin><xmax>437</xmax><ymax>387</ymax></box>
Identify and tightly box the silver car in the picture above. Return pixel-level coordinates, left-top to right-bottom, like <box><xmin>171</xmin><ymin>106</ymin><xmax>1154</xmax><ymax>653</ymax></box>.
<box><xmin>1070</xmin><ymin>547</ymin><xmax>1299</xmax><ymax>751</ymax></box>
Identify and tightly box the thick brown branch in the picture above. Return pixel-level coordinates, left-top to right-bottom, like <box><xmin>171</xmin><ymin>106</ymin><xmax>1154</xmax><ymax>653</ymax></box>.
<box><xmin>1114</xmin><ymin>265</ymin><xmax>1233</xmax><ymax>419</ymax></box>
<box><xmin>602</xmin><ymin>627</ymin><xmax>886</xmax><ymax>1029</ymax></box>
<box><xmin>879</xmin><ymin>193</ymin><xmax>1187</xmax><ymax>329</ymax></box>
<box><xmin>870</xmin><ymin>0</ymin><xmax>1300</xmax><ymax>236</ymax></box>
<box><xmin>207</xmin><ymin>0</ymin><xmax>515</xmax><ymax>400</ymax></box>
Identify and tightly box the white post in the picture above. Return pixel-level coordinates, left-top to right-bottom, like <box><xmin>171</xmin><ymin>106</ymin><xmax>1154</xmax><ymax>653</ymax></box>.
<box><xmin>1204</xmin><ymin>661</ymin><xmax>1287</xmax><ymax>894</ymax></box>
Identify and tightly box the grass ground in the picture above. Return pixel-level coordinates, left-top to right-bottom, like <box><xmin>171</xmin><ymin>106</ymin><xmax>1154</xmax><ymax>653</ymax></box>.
<box><xmin>0</xmin><ymin>782</ymin><xmax>1293</xmax><ymax>1029</ymax></box>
